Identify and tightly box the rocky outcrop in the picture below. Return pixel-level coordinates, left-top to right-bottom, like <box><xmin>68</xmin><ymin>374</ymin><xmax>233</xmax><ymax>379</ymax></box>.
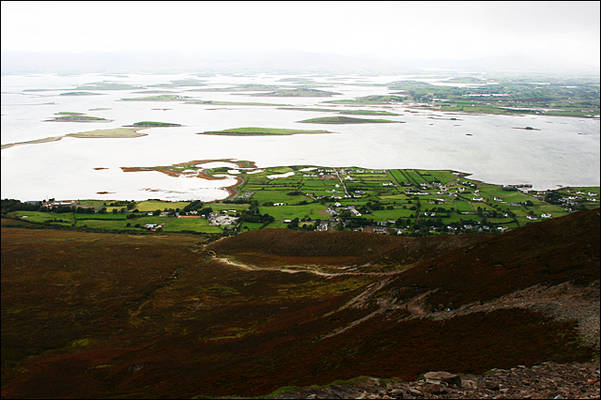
<box><xmin>273</xmin><ymin>361</ymin><xmax>601</xmax><ymax>399</ymax></box>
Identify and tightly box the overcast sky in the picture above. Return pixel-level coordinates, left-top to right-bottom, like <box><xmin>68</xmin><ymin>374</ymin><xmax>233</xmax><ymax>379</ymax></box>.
<box><xmin>1</xmin><ymin>1</ymin><xmax>599</xmax><ymax>73</ymax></box>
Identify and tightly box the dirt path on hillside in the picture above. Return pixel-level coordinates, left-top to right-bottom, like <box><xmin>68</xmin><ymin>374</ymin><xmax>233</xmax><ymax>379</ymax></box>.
<box><xmin>213</xmin><ymin>255</ymin><xmax>408</xmax><ymax>278</ymax></box>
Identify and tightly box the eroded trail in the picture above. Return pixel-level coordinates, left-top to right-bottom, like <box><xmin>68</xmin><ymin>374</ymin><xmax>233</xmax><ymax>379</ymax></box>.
<box><xmin>212</xmin><ymin>255</ymin><xmax>410</xmax><ymax>277</ymax></box>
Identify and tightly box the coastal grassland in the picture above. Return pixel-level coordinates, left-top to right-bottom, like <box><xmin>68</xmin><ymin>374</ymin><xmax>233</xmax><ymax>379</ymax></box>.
<box><xmin>134</xmin><ymin>200</ymin><xmax>191</xmax><ymax>212</ymax></box>
<box><xmin>248</xmin><ymin>190</ymin><xmax>309</xmax><ymax>205</ymax></box>
<box><xmin>227</xmin><ymin>165</ymin><xmax>595</xmax><ymax>234</ymax></box>
<box><xmin>198</xmin><ymin>127</ymin><xmax>330</xmax><ymax>136</ymax></box>
<box><xmin>9</xmin><ymin>160</ymin><xmax>596</xmax><ymax>237</ymax></box>
<box><xmin>258</xmin><ymin>203</ymin><xmax>328</xmax><ymax>219</ymax></box>
<box><xmin>7</xmin><ymin>210</ymin><xmax>223</xmax><ymax>234</ymax></box>
<box><xmin>209</xmin><ymin>203</ymin><xmax>250</xmax><ymax>212</ymax></box>
<box><xmin>388</xmin><ymin>77</ymin><xmax>600</xmax><ymax>118</ymax></box>
<box><xmin>66</xmin><ymin>128</ymin><xmax>145</xmax><ymax>138</ymax></box>
<box><xmin>298</xmin><ymin>116</ymin><xmax>398</xmax><ymax>124</ymax></box>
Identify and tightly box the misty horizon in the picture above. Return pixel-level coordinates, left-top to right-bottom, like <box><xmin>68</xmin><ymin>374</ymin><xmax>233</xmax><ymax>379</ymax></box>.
<box><xmin>2</xmin><ymin>49</ymin><xmax>601</xmax><ymax>76</ymax></box>
<box><xmin>2</xmin><ymin>1</ymin><xmax>600</xmax><ymax>76</ymax></box>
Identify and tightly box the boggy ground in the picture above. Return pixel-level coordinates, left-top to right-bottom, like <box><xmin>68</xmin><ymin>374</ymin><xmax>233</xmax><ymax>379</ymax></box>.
<box><xmin>1</xmin><ymin>209</ymin><xmax>599</xmax><ymax>398</ymax></box>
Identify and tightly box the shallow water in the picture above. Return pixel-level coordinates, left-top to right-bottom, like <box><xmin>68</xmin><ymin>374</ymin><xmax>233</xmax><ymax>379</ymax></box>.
<box><xmin>1</xmin><ymin>72</ymin><xmax>599</xmax><ymax>201</ymax></box>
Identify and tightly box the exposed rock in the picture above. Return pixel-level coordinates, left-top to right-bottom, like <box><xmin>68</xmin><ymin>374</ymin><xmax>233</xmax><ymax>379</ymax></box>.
<box><xmin>423</xmin><ymin>383</ymin><xmax>446</xmax><ymax>394</ymax></box>
<box><xmin>273</xmin><ymin>361</ymin><xmax>601</xmax><ymax>399</ymax></box>
<box><xmin>424</xmin><ymin>371</ymin><xmax>461</xmax><ymax>386</ymax></box>
<box><xmin>461</xmin><ymin>378</ymin><xmax>477</xmax><ymax>389</ymax></box>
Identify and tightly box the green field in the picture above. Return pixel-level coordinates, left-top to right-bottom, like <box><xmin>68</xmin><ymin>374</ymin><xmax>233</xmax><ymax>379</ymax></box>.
<box><xmin>4</xmin><ymin>162</ymin><xmax>598</xmax><ymax>237</ymax></box>
<box><xmin>8</xmin><ymin>210</ymin><xmax>223</xmax><ymax>234</ymax></box>
<box><xmin>134</xmin><ymin>200</ymin><xmax>191</xmax><ymax>212</ymax></box>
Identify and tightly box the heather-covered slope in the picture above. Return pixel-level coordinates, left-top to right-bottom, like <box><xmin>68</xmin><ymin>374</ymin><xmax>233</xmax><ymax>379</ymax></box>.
<box><xmin>1</xmin><ymin>210</ymin><xmax>599</xmax><ymax>398</ymax></box>
<box><xmin>208</xmin><ymin>228</ymin><xmax>490</xmax><ymax>269</ymax></box>
<box><xmin>377</xmin><ymin>208</ymin><xmax>600</xmax><ymax>309</ymax></box>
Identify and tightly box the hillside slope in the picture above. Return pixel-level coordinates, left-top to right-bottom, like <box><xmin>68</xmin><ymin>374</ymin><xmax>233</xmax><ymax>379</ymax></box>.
<box><xmin>1</xmin><ymin>209</ymin><xmax>598</xmax><ymax>398</ymax></box>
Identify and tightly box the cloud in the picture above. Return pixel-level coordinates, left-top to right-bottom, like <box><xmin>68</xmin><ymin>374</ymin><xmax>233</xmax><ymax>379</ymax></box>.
<box><xmin>2</xmin><ymin>1</ymin><xmax>599</xmax><ymax>71</ymax></box>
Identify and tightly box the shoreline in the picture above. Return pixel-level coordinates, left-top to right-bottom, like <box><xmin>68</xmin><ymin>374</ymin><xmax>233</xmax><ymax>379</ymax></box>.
<box><xmin>120</xmin><ymin>158</ymin><xmax>253</xmax><ymax>197</ymax></box>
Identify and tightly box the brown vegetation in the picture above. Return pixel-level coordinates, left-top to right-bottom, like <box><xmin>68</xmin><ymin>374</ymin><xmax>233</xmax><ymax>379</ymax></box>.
<box><xmin>1</xmin><ymin>209</ymin><xmax>598</xmax><ymax>398</ymax></box>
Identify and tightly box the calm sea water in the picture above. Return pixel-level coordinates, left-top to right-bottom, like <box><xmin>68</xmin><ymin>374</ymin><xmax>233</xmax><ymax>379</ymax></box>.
<box><xmin>1</xmin><ymin>72</ymin><xmax>599</xmax><ymax>201</ymax></box>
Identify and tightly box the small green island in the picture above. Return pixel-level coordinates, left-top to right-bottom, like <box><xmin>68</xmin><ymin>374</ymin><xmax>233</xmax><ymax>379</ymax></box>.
<box><xmin>126</xmin><ymin>121</ymin><xmax>182</xmax><ymax>127</ymax></box>
<box><xmin>132</xmin><ymin>90</ymin><xmax>176</xmax><ymax>94</ymax></box>
<box><xmin>278</xmin><ymin>107</ymin><xmax>399</xmax><ymax>116</ymax></box>
<box><xmin>75</xmin><ymin>82</ymin><xmax>143</xmax><ymax>90</ymax></box>
<box><xmin>121</xmin><ymin>95</ymin><xmax>191</xmax><ymax>101</ymax></box>
<box><xmin>197</xmin><ymin>127</ymin><xmax>331</xmax><ymax>136</ymax></box>
<box><xmin>298</xmin><ymin>116</ymin><xmax>400</xmax><ymax>124</ymax></box>
<box><xmin>278</xmin><ymin>107</ymin><xmax>340</xmax><ymax>112</ymax></box>
<box><xmin>59</xmin><ymin>91</ymin><xmax>102</xmax><ymax>96</ymax></box>
<box><xmin>45</xmin><ymin>112</ymin><xmax>111</xmax><ymax>122</ymax></box>
<box><xmin>1</xmin><ymin>128</ymin><xmax>145</xmax><ymax>149</ymax></box>
<box><xmin>339</xmin><ymin>109</ymin><xmax>400</xmax><ymax>116</ymax></box>
<box><xmin>149</xmin><ymin>79</ymin><xmax>206</xmax><ymax>88</ymax></box>
<box><xmin>185</xmin><ymin>100</ymin><xmax>289</xmax><ymax>106</ymax></box>
<box><xmin>187</xmin><ymin>84</ymin><xmax>283</xmax><ymax>92</ymax></box>
<box><xmin>277</xmin><ymin>77</ymin><xmax>315</xmax><ymax>83</ymax></box>
<box><xmin>65</xmin><ymin>128</ymin><xmax>145</xmax><ymax>138</ymax></box>
<box><xmin>325</xmin><ymin>95</ymin><xmax>405</xmax><ymax>105</ymax></box>
<box><xmin>250</xmin><ymin>88</ymin><xmax>341</xmax><ymax>97</ymax></box>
